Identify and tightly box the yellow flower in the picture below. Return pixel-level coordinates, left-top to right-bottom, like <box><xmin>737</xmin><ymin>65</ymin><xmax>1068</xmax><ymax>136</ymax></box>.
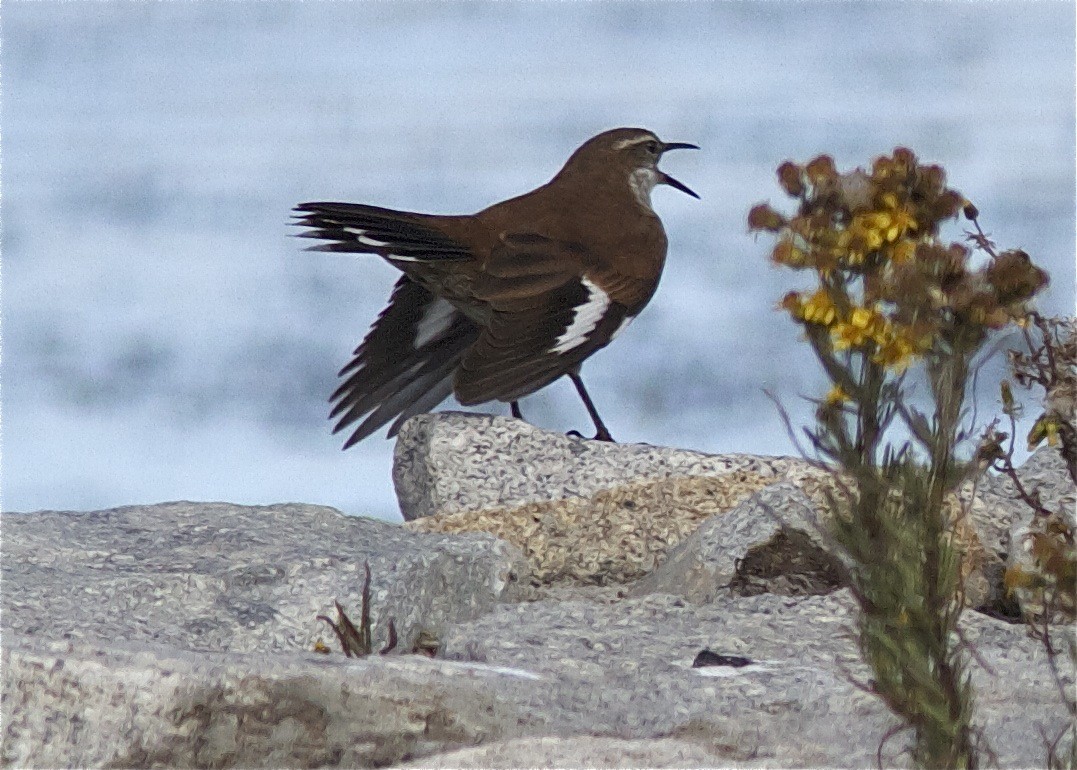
<box><xmin>801</xmin><ymin>289</ymin><xmax>838</xmax><ymax>326</ymax></box>
<box><xmin>831</xmin><ymin>305</ymin><xmax>889</xmax><ymax>351</ymax></box>
<box><xmin>872</xmin><ymin>331</ymin><xmax>918</xmax><ymax>372</ymax></box>
<box><xmin>831</xmin><ymin>322</ymin><xmax>870</xmax><ymax>350</ymax></box>
<box><xmin>824</xmin><ymin>384</ymin><xmax>850</xmax><ymax>406</ymax></box>
<box><xmin>772</xmin><ymin>239</ymin><xmax>808</xmax><ymax>268</ymax></box>
<box><xmin>849</xmin><ymin>307</ymin><xmax>875</xmax><ymax>330</ymax></box>
<box><xmin>886</xmin><ymin>207</ymin><xmax>918</xmax><ymax>242</ymax></box>
<box><xmin>890</xmin><ymin>240</ymin><xmax>917</xmax><ymax>264</ymax></box>
<box><xmin>866</xmin><ymin>211</ymin><xmax>894</xmax><ymax>231</ymax></box>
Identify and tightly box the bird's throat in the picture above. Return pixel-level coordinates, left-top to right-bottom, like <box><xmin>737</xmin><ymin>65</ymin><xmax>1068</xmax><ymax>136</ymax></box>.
<box><xmin>627</xmin><ymin>168</ymin><xmax>659</xmax><ymax>211</ymax></box>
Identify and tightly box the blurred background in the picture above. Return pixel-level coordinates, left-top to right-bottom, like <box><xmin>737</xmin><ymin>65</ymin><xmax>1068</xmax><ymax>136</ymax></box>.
<box><xmin>3</xmin><ymin>2</ymin><xmax>1074</xmax><ymax>520</ymax></box>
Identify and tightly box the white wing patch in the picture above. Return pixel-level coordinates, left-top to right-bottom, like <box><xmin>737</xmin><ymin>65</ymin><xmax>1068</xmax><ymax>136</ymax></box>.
<box><xmin>413</xmin><ymin>297</ymin><xmax>458</xmax><ymax>348</ymax></box>
<box><xmin>610</xmin><ymin>313</ymin><xmax>636</xmax><ymax>341</ymax></box>
<box><xmin>551</xmin><ymin>277</ymin><xmax>611</xmax><ymax>355</ymax></box>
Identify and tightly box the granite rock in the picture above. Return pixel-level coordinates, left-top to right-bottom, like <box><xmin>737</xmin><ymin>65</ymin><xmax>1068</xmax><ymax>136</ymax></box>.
<box><xmin>405</xmin><ymin>472</ymin><xmax>781</xmax><ymax>585</ymax></box>
<box><xmin>401</xmin><ymin>418</ymin><xmax>993</xmax><ymax>603</ymax></box>
<box><xmin>630</xmin><ymin>481</ymin><xmax>847</xmax><ymax>602</ymax></box>
<box><xmin>432</xmin><ymin>590</ymin><xmax>1070</xmax><ymax>769</ymax></box>
<box><xmin>3</xmin><ymin>423</ymin><xmax>1070</xmax><ymax>767</ymax></box>
<box><xmin>4</xmin><ymin>592</ymin><xmax>1068</xmax><ymax>769</ymax></box>
<box><xmin>393</xmin><ymin>412</ymin><xmax>800</xmax><ymax>521</ymax></box>
<box><xmin>1</xmin><ymin>502</ymin><xmax>527</xmax><ymax>654</ymax></box>
<box><xmin>983</xmin><ymin>445</ymin><xmax>1076</xmax><ymax>519</ymax></box>
<box><xmin>1</xmin><ymin>634</ymin><xmax>550</xmax><ymax>768</ymax></box>
<box><xmin>392</xmin><ymin>735</ymin><xmax>749</xmax><ymax>768</ymax></box>
<box><xmin>1</xmin><ymin>499</ymin><xmax>1070</xmax><ymax>768</ymax></box>
<box><xmin>996</xmin><ymin>447</ymin><xmax>1077</xmax><ymax>617</ymax></box>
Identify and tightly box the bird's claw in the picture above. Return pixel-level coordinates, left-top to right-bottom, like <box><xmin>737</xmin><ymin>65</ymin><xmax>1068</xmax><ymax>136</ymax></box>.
<box><xmin>566</xmin><ymin>429</ymin><xmax>615</xmax><ymax>442</ymax></box>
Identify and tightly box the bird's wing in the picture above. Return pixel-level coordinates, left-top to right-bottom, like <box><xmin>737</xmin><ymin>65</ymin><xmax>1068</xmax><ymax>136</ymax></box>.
<box><xmin>330</xmin><ymin>275</ymin><xmax>481</xmax><ymax>447</ymax></box>
<box><xmin>293</xmin><ymin>202</ymin><xmax>473</xmax><ymax>262</ymax></box>
<box><xmin>454</xmin><ymin>234</ymin><xmax>643</xmax><ymax>405</ymax></box>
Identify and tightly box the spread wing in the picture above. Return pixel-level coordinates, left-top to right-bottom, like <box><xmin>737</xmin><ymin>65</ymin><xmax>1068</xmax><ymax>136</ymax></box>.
<box><xmin>453</xmin><ymin>233</ymin><xmax>644</xmax><ymax>405</ymax></box>
<box><xmin>294</xmin><ymin>202</ymin><xmax>483</xmax><ymax>445</ymax></box>
<box><xmin>330</xmin><ymin>275</ymin><xmax>481</xmax><ymax>447</ymax></box>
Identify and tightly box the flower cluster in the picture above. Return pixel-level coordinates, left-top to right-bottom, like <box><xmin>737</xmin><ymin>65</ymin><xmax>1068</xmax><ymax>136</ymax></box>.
<box><xmin>750</xmin><ymin>148</ymin><xmax>1049</xmax><ymax>372</ymax></box>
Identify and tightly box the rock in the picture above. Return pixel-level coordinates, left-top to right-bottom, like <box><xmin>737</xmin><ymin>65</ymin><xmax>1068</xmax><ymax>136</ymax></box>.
<box><xmin>1</xmin><ymin>497</ymin><xmax>1068</xmax><ymax>768</ymax></box>
<box><xmin>3</xmin><ymin>424</ymin><xmax>1067</xmax><ymax>767</ymax></box>
<box><xmin>392</xmin><ymin>735</ymin><xmax>742</xmax><ymax>768</ymax></box>
<box><xmin>393</xmin><ymin>412</ymin><xmax>800</xmax><ymax>521</ymax></box>
<box><xmin>631</xmin><ymin>482</ymin><xmax>847</xmax><ymax>602</ymax></box>
<box><xmin>432</xmin><ymin>590</ymin><xmax>1069</xmax><ymax>769</ymax></box>
<box><xmin>398</xmin><ymin>413</ymin><xmax>844</xmax><ymax>586</ymax></box>
<box><xmin>1</xmin><ymin>502</ymin><xmax>527</xmax><ymax>654</ymax></box>
<box><xmin>406</xmin><ymin>473</ymin><xmax>783</xmax><ymax>586</ymax></box>
<box><xmin>0</xmin><ymin>634</ymin><xmax>552</xmax><ymax>769</ymax></box>
<box><xmin>977</xmin><ymin>445</ymin><xmax>1076</xmax><ymax>557</ymax></box>
<box><xmin>403</xmin><ymin>424</ymin><xmax>991</xmax><ymax>605</ymax></box>
<box><xmin>976</xmin><ymin>447</ymin><xmax>1076</xmax><ymax>618</ymax></box>
<box><xmin>985</xmin><ymin>445</ymin><xmax>1076</xmax><ymax>517</ymax></box>
<box><xmin>5</xmin><ymin>592</ymin><xmax>1067</xmax><ymax>769</ymax></box>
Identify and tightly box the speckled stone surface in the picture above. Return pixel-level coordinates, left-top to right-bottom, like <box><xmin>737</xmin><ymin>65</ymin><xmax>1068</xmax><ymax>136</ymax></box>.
<box><xmin>404</xmin><ymin>445</ymin><xmax>993</xmax><ymax>604</ymax></box>
<box><xmin>975</xmin><ymin>445</ymin><xmax>1075</xmax><ymax>571</ymax></box>
<box><xmin>982</xmin><ymin>445</ymin><xmax>1076</xmax><ymax>521</ymax></box>
<box><xmin>0</xmin><ymin>577</ymin><xmax>1064</xmax><ymax>770</ymax></box>
<box><xmin>1</xmin><ymin>635</ymin><xmax>550</xmax><ymax>769</ymax></box>
<box><xmin>431</xmin><ymin>591</ymin><xmax>1069</xmax><ymax>769</ymax></box>
<box><xmin>4</xmin><ymin>592</ymin><xmax>1067</xmax><ymax>768</ymax></box>
<box><xmin>631</xmin><ymin>482</ymin><xmax>845</xmax><ymax>602</ymax></box>
<box><xmin>1</xmin><ymin>502</ymin><xmax>527</xmax><ymax>654</ymax></box>
<box><xmin>392</xmin><ymin>736</ymin><xmax>747</xmax><ymax>768</ymax></box>
<box><xmin>405</xmin><ymin>471</ymin><xmax>780</xmax><ymax>585</ymax></box>
<box><xmin>992</xmin><ymin>446</ymin><xmax>1077</xmax><ymax>616</ymax></box>
<box><xmin>393</xmin><ymin>412</ymin><xmax>801</xmax><ymax>521</ymax></box>
<box><xmin>2</xmin><ymin>436</ymin><xmax>1068</xmax><ymax>766</ymax></box>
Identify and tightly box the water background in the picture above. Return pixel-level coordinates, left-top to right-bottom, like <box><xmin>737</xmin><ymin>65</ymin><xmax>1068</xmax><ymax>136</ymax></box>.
<box><xmin>3</xmin><ymin>1</ymin><xmax>1074</xmax><ymax>520</ymax></box>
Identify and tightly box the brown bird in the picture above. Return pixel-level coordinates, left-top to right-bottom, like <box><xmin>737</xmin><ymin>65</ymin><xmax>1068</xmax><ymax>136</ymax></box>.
<box><xmin>294</xmin><ymin>127</ymin><xmax>698</xmax><ymax>449</ymax></box>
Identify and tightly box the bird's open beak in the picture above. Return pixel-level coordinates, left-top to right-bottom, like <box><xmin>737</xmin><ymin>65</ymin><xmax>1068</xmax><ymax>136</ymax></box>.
<box><xmin>658</xmin><ymin>142</ymin><xmax>700</xmax><ymax>199</ymax></box>
<box><xmin>661</xmin><ymin>142</ymin><xmax>700</xmax><ymax>152</ymax></box>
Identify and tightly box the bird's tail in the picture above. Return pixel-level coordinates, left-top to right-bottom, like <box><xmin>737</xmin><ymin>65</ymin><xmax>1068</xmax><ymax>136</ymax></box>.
<box><xmin>293</xmin><ymin>202</ymin><xmax>472</xmax><ymax>263</ymax></box>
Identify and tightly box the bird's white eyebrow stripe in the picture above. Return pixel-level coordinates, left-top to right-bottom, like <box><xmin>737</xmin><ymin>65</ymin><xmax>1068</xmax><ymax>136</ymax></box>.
<box><xmin>551</xmin><ymin>277</ymin><xmax>610</xmax><ymax>355</ymax></box>
<box><xmin>613</xmin><ymin>135</ymin><xmax>659</xmax><ymax>150</ymax></box>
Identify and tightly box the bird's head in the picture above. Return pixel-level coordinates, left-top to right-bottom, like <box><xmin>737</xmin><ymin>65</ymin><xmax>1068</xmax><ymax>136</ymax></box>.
<box><xmin>564</xmin><ymin>128</ymin><xmax>700</xmax><ymax>208</ymax></box>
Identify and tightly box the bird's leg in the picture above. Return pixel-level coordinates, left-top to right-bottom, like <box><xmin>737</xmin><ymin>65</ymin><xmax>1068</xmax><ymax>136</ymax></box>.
<box><xmin>510</xmin><ymin>401</ymin><xmax>525</xmax><ymax>420</ymax></box>
<box><xmin>569</xmin><ymin>372</ymin><xmax>614</xmax><ymax>442</ymax></box>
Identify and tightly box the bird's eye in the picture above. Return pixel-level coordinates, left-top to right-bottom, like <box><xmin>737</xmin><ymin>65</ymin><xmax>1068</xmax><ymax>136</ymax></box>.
<box><xmin>645</xmin><ymin>141</ymin><xmax>659</xmax><ymax>155</ymax></box>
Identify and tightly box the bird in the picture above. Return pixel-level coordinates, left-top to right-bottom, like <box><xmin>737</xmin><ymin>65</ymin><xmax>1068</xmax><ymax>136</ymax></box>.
<box><xmin>293</xmin><ymin>127</ymin><xmax>699</xmax><ymax>449</ymax></box>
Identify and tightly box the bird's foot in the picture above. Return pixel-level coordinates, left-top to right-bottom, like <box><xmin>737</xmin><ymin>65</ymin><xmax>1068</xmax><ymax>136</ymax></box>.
<box><xmin>566</xmin><ymin>428</ymin><xmax>616</xmax><ymax>442</ymax></box>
